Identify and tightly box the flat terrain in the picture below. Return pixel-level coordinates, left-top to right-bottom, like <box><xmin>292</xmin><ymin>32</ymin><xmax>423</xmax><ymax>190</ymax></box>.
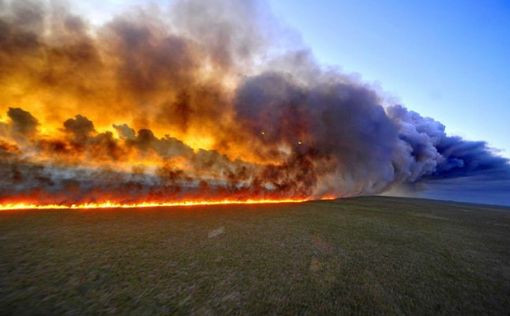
<box><xmin>0</xmin><ymin>197</ymin><xmax>509</xmax><ymax>315</ymax></box>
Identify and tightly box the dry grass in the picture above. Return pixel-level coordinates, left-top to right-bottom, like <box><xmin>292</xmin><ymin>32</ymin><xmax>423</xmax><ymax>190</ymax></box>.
<box><xmin>1</xmin><ymin>197</ymin><xmax>509</xmax><ymax>315</ymax></box>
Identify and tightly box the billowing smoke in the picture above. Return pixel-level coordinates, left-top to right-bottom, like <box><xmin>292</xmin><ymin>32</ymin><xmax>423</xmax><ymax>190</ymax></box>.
<box><xmin>0</xmin><ymin>0</ymin><xmax>508</xmax><ymax>206</ymax></box>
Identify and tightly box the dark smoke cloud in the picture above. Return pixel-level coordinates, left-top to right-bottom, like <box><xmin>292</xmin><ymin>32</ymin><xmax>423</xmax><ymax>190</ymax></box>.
<box><xmin>234</xmin><ymin>71</ymin><xmax>399</xmax><ymax>196</ymax></box>
<box><xmin>7</xmin><ymin>107</ymin><xmax>39</xmax><ymax>136</ymax></box>
<box><xmin>63</xmin><ymin>115</ymin><xmax>95</xmax><ymax>141</ymax></box>
<box><xmin>0</xmin><ymin>0</ymin><xmax>508</xmax><ymax>206</ymax></box>
<box><xmin>388</xmin><ymin>105</ymin><xmax>510</xmax><ymax>180</ymax></box>
<box><xmin>386</xmin><ymin>106</ymin><xmax>510</xmax><ymax>205</ymax></box>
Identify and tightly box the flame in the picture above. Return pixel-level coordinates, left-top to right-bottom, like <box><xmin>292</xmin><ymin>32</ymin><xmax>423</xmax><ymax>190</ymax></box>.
<box><xmin>0</xmin><ymin>198</ymin><xmax>312</xmax><ymax>211</ymax></box>
<box><xmin>0</xmin><ymin>2</ymin><xmax>349</xmax><ymax>204</ymax></box>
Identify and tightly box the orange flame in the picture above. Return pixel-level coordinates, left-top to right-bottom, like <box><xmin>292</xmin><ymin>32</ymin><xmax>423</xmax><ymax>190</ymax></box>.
<box><xmin>0</xmin><ymin>3</ymin><xmax>343</xmax><ymax>206</ymax></box>
<box><xmin>0</xmin><ymin>198</ymin><xmax>313</xmax><ymax>211</ymax></box>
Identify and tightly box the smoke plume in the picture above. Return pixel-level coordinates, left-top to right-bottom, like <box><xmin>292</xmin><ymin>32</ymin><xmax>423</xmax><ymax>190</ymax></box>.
<box><xmin>0</xmin><ymin>0</ymin><xmax>508</xmax><ymax>206</ymax></box>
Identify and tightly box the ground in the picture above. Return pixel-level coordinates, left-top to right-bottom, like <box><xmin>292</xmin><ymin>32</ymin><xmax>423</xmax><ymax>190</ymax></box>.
<box><xmin>0</xmin><ymin>197</ymin><xmax>509</xmax><ymax>315</ymax></box>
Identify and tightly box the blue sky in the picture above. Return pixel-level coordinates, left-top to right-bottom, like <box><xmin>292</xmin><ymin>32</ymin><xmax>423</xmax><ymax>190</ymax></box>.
<box><xmin>79</xmin><ymin>0</ymin><xmax>510</xmax><ymax>157</ymax></box>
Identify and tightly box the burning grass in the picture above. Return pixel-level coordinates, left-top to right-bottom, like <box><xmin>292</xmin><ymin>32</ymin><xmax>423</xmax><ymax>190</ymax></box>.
<box><xmin>0</xmin><ymin>198</ymin><xmax>309</xmax><ymax>211</ymax></box>
<box><xmin>0</xmin><ymin>197</ymin><xmax>509</xmax><ymax>314</ymax></box>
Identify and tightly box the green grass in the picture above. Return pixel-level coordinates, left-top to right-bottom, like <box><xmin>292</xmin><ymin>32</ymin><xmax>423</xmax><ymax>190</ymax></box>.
<box><xmin>1</xmin><ymin>197</ymin><xmax>509</xmax><ymax>315</ymax></box>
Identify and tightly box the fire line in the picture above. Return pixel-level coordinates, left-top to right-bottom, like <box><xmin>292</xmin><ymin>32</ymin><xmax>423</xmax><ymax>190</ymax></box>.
<box><xmin>0</xmin><ymin>198</ymin><xmax>312</xmax><ymax>211</ymax></box>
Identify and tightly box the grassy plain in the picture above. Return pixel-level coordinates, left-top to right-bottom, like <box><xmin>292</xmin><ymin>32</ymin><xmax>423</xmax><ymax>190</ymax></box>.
<box><xmin>0</xmin><ymin>197</ymin><xmax>509</xmax><ymax>314</ymax></box>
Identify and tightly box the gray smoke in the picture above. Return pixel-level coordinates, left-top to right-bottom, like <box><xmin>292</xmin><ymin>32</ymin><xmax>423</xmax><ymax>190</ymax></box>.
<box><xmin>0</xmin><ymin>0</ymin><xmax>508</xmax><ymax>206</ymax></box>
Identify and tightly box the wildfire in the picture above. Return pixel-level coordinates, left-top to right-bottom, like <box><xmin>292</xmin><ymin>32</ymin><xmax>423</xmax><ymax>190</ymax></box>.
<box><xmin>2</xmin><ymin>1</ymin><xmax>495</xmax><ymax>206</ymax></box>
<box><xmin>0</xmin><ymin>198</ymin><xmax>312</xmax><ymax>211</ymax></box>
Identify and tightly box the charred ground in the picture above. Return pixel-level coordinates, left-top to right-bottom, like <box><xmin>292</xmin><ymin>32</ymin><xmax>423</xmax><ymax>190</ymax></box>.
<box><xmin>0</xmin><ymin>196</ymin><xmax>509</xmax><ymax>314</ymax></box>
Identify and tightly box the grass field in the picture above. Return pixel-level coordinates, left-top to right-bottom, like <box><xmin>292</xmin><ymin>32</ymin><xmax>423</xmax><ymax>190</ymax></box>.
<box><xmin>0</xmin><ymin>197</ymin><xmax>509</xmax><ymax>315</ymax></box>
